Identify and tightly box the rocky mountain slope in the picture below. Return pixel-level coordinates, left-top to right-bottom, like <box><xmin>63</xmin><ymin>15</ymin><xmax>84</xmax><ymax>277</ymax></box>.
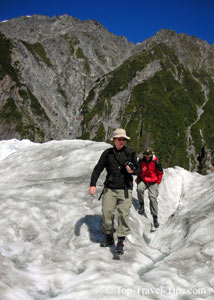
<box><xmin>0</xmin><ymin>15</ymin><xmax>133</xmax><ymax>140</ymax></box>
<box><xmin>0</xmin><ymin>15</ymin><xmax>214</xmax><ymax>173</ymax></box>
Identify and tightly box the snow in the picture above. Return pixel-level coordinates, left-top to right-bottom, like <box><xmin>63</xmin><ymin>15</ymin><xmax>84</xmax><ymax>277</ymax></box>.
<box><xmin>0</xmin><ymin>139</ymin><xmax>36</xmax><ymax>161</ymax></box>
<box><xmin>0</xmin><ymin>139</ymin><xmax>213</xmax><ymax>300</ymax></box>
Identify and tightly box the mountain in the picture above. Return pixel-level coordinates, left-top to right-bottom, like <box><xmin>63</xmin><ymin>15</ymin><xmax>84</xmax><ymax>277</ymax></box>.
<box><xmin>0</xmin><ymin>15</ymin><xmax>133</xmax><ymax>141</ymax></box>
<box><xmin>0</xmin><ymin>15</ymin><xmax>214</xmax><ymax>173</ymax></box>
<box><xmin>79</xmin><ymin>30</ymin><xmax>214</xmax><ymax>173</ymax></box>
<box><xmin>0</xmin><ymin>139</ymin><xmax>213</xmax><ymax>299</ymax></box>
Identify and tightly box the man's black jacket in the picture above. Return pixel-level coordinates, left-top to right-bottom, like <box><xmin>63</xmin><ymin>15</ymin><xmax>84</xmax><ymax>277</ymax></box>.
<box><xmin>90</xmin><ymin>146</ymin><xmax>140</xmax><ymax>190</ymax></box>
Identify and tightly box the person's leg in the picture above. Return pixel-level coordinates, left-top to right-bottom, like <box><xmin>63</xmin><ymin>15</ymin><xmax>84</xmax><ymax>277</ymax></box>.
<box><xmin>148</xmin><ymin>183</ymin><xmax>159</xmax><ymax>227</ymax></box>
<box><xmin>115</xmin><ymin>190</ymin><xmax>132</xmax><ymax>254</ymax></box>
<box><xmin>116</xmin><ymin>190</ymin><xmax>132</xmax><ymax>237</ymax></box>
<box><xmin>100</xmin><ymin>188</ymin><xmax>117</xmax><ymax>246</ymax></box>
<box><xmin>137</xmin><ymin>181</ymin><xmax>147</xmax><ymax>215</ymax></box>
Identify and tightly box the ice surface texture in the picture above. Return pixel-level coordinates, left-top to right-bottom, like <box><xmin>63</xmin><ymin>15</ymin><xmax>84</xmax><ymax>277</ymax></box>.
<box><xmin>0</xmin><ymin>139</ymin><xmax>213</xmax><ymax>300</ymax></box>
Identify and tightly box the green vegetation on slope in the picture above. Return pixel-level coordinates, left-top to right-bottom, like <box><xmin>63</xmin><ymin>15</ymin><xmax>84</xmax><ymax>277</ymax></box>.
<box><xmin>0</xmin><ymin>31</ymin><xmax>21</xmax><ymax>84</ymax></box>
<box><xmin>76</xmin><ymin>47</ymin><xmax>90</xmax><ymax>74</ymax></box>
<box><xmin>80</xmin><ymin>44</ymin><xmax>172</xmax><ymax>136</ymax></box>
<box><xmin>0</xmin><ymin>32</ymin><xmax>50</xmax><ymax>141</ymax></box>
<box><xmin>80</xmin><ymin>43</ymin><xmax>208</xmax><ymax>170</ymax></box>
<box><xmin>0</xmin><ymin>97</ymin><xmax>45</xmax><ymax>141</ymax></box>
<box><xmin>63</xmin><ymin>35</ymin><xmax>79</xmax><ymax>55</ymax></box>
<box><xmin>191</xmin><ymin>72</ymin><xmax>214</xmax><ymax>151</ymax></box>
<box><xmin>22</xmin><ymin>41</ymin><xmax>52</xmax><ymax>67</ymax></box>
<box><xmin>123</xmin><ymin>69</ymin><xmax>200</xmax><ymax>168</ymax></box>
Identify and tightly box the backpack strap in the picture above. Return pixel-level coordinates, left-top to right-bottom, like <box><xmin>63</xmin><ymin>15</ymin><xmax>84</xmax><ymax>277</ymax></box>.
<box><xmin>153</xmin><ymin>156</ymin><xmax>163</xmax><ymax>172</ymax></box>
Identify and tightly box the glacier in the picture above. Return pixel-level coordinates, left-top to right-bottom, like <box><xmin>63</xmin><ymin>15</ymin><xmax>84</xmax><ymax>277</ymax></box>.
<box><xmin>0</xmin><ymin>139</ymin><xmax>213</xmax><ymax>300</ymax></box>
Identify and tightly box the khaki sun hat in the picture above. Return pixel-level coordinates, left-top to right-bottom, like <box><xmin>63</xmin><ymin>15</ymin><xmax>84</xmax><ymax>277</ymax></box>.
<box><xmin>111</xmin><ymin>128</ymin><xmax>130</xmax><ymax>140</ymax></box>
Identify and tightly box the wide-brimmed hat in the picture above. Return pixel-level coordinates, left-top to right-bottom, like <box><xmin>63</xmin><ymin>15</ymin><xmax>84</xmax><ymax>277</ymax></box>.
<box><xmin>111</xmin><ymin>128</ymin><xmax>130</xmax><ymax>140</ymax></box>
<box><xmin>143</xmin><ymin>148</ymin><xmax>153</xmax><ymax>156</ymax></box>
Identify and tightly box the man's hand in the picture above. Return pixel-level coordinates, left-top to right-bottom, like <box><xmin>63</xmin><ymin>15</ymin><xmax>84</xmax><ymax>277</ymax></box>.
<box><xmin>89</xmin><ymin>186</ymin><xmax>96</xmax><ymax>196</ymax></box>
<box><xmin>126</xmin><ymin>165</ymin><xmax>134</xmax><ymax>174</ymax></box>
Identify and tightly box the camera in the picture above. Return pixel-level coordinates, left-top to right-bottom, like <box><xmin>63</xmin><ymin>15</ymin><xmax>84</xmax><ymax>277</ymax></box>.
<box><xmin>124</xmin><ymin>161</ymin><xmax>136</xmax><ymax>171</ymax></box>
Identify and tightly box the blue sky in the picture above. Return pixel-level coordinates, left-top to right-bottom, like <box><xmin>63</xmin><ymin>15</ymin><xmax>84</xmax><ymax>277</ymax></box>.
<box><xmin>1</xmin><ymin>0</ymin><xmax>213</xmax><ymax>44</ymax></box>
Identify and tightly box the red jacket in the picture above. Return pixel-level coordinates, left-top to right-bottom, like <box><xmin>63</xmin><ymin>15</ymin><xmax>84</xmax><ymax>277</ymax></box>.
<box><xmin>138</xmin><ymin>155</ymin><xmax>163</xmax><ymax>184</ymax></box>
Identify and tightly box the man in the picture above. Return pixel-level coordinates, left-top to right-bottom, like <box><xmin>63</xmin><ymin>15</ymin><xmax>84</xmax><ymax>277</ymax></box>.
<box><xmin>136</xmin><ymin>148</ymin><xmax>163</xmax><ymax>228</ymax></box>
<box><xmin>89</xmin><ymin>128</ymin><xmax>140</xmax><ymax>255</ymax></box>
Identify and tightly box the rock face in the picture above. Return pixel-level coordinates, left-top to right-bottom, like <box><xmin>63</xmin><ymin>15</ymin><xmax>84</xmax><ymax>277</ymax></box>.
<box><xmin>0</xmin><ymin>15</ymin><xmax>133</xmax><ymax>141</ymax></box>
<box><xmin>0</xmin><ymin>15</ymin><xmax>214</xmax><ymax>173</ymax></box>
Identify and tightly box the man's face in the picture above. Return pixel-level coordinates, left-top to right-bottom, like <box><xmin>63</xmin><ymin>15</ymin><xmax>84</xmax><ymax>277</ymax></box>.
<box><xmin>145</xmin><ymin>154</ymin><xmax>152</xmax><ymax>161</ymax></box>
<box><xmin>114</xmin><ymin>137</ymin><xmax>127</xmax><ymax>150</ymax></box>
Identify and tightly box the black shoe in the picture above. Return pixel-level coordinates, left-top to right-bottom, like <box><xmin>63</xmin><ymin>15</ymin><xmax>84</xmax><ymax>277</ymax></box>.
<box><xmin>138</xmin><ymin>205</ymin><xmax>147</xmax><ymax>217</ymax></box>
<box><xmin>100</xmin><ymin>234</ymin><xmax>114</xmax><ymax>247</ymax></box>
<box><xmin>153</xmin><ymin>216</ymin><xmax>159</xmax><ymax>228</ymax></box>
<box><xmin>116</xmin><ymin>237</ymin><xmax>125</xmax><ymax>255</ymax></box>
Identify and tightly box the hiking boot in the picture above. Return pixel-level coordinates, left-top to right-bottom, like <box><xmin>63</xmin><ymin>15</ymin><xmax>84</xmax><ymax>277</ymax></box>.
<box><xmin>116</xmin><ymin>237</ymin><xmax>125</xmax><ymax>255</ymax></box>
<box><xmin>100</xmin><ymin>234</ymin><xmax>114</xmax><ymax>247</ymax></box>
<box><xmin>153</xmin><ymin>216</ymin><xmax>159</xmax><ymax>228</ymax></box>
<box><xmin>138</xmin><ymin>204</ymin><xmax>146</xmax><ymax>217</ymax></box>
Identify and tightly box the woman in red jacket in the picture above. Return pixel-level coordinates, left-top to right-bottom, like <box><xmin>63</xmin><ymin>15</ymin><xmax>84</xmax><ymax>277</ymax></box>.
<box><xmin>136</xmin><ymin>148</ymin><xmax>163</xmax><ymax>228</ymax></box>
